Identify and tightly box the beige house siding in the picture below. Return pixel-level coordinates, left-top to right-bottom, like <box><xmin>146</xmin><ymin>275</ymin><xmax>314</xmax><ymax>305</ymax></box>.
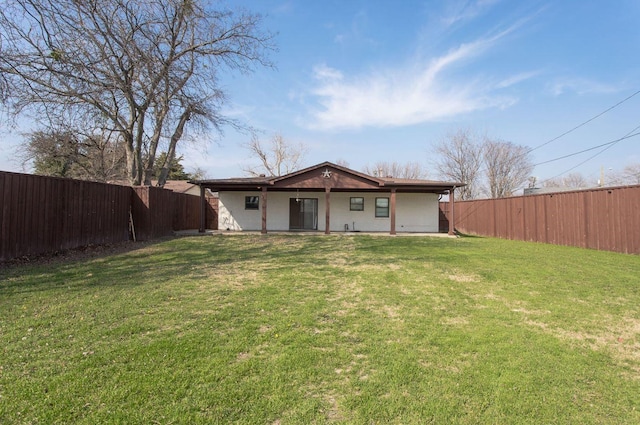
<box><xmin>218</xmin><ymin>191</ymin><xmax>439</xmax><ymax>232</ymax></box>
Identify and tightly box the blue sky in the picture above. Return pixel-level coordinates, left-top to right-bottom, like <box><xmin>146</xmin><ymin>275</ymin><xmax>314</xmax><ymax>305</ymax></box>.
<box><xmin>2</xmin><ymin>0</ymin><xmax>640</xmax><ymax>187</ymax></box>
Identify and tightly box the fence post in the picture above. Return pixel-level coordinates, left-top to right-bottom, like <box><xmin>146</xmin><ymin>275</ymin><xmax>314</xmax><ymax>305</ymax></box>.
<box><xmin>199</xmin><ymin>185</ymin><xmax>206</xmax><ymax>233</ymax></box>
<box><xmin>448</xmin><ymin>187</ymin><xmax>456</xmax><ymax>235</ymax></box>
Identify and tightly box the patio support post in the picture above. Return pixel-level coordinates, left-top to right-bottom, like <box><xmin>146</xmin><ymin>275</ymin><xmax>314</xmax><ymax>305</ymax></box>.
<box><xmin>261</xmin><ymin>186</ymin><xmax>268</xmax><ymax>234</ymax></box>
<box><xmin>448</xmin><ymin>187</ymin><xmax>456</xmax><ymax>236</ymax></box>
<box><xmin>390</xmin><ymin>189</ymin><xmax>397</xmax><ymax>235</ymax></box>
<box><xmin>325</xmin><ymin>188</ymin><xmax>331</xmax><ymax>234</ymax></box>
<box><xmin>199</xmin><ymin>185</ymin><xmax>206</xmax><ymax>233</ymax></box>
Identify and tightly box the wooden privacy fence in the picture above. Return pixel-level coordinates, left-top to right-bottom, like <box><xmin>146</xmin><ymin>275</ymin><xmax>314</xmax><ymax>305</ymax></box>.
<box><xmin>1</xmin><ymin>171</ymin><xmax>216</xmax><ymax>262</ymax></box>
<box><xmin>130</xmin><ymin>187</ymin><xmax>218</xmax><ymax>240</ymax></box>
<box><xmin>1</xmin><ymin>172</ymin><xmax>132</xmax><ymax>261</ymax></box>
<box><xmin>173</xmin><ymin>191</ymin><xmax>218</xmax><ymax>232</ymax></box>
<box><xmin>131</xmin><ymin>186</ymin><xmax>187</xmax><ymax>241</ymax></box>
<box><xmin>440</xmin><ymin>184</ymin><xmax>640</xmax><ymax>254</ymax></box>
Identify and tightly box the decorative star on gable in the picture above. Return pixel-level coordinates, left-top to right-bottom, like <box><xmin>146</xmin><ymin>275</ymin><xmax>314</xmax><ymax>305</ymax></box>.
<box><xmin>321</xmin><ymin>168</ymin><xmax>332</xmax><ymax>178</ymax></box>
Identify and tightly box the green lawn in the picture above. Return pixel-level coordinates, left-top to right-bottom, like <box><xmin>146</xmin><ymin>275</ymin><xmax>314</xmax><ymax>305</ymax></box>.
<box><xmin>1</xmin><ymin>234</ymin><xmax>639</xmax><ymax>424</ymax></box>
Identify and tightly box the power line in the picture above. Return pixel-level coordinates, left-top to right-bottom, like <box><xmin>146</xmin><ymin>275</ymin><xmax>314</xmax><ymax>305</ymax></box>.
<box><xmin>521</xmin><ymin>122</ymin><xmax>640</xmax><ymax>190</ymax></box>
<box><xmin>540</xmin><ymin>144</ymin><xmax>617</xmax><ymax>185</ymax></box>
<box><xmin>527</xmin><ymin>88</ymin><xmax>640</xmax><ymax>154</ymax></box>
<box><xmin>532</xmin><ymin>131</ymin><xmax>640</xmax><ymax>166</ymax></box>
<box><xmin>468</xmin><ymin>89</ymin><xmax>640</xmax><ymax>185</ymax></box>
<box><xmin>442</xmin><ymin>90</ymin><xmax>640</xmax><ymax>198</ymax></box>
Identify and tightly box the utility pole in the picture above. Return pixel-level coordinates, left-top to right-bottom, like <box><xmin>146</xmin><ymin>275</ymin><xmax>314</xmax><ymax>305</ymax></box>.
<box><xmin>599</xmin><ymin>165</ymin><xmax>604</xmax><ymax>187</ymax></box>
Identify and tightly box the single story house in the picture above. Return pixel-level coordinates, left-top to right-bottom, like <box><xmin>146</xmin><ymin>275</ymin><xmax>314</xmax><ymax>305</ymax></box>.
<box><xmin>191</xmin><ymin>161</ymin><xmax>463</xmax><ymax>235</ymax></box>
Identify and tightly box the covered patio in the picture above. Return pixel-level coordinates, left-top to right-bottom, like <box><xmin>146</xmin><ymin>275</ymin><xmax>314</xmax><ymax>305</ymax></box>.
<box><xmin>192</xmin><ymin>162</ymin><xmax>462</xmax><ymax>236</ymax></box>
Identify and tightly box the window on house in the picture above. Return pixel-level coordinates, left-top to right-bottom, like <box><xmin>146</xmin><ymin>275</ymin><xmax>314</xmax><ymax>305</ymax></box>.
<box><xmin>350</xmin><ymin>197</ymin><xmax>364</xmax><ymax>211</ymax></box>
<box><xmin>245</xmin><ymin>196</ymin><xmax>259</xmax><ymax>210</ymax></box>
<box><xmin>375</xmin><ymin>197</ymin><xmax>389</xmax><ymax>218</ymax></box>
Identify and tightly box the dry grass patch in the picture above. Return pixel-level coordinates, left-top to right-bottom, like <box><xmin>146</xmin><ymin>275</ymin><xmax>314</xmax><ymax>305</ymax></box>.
<box><xmin>446</xmin><ymin>272</ymin><xmax>480</xmax><ymax>283</ymax></box>
<box><xmin>441</xmin><ymin>316</ymin><xmax>469</xmax><ymax>326</ymax></box>
<box><xmin>526</xmin><ymin>316</ymin><xmax>640</xmax><ymax>368</ymax></box>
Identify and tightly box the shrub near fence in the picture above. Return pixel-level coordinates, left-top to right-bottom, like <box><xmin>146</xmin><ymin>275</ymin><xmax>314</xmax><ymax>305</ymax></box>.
<box><xmin>440</xmin><ymin>184</ymin><xmax>640</xmax><ymax>254</ymax></box>
<box><xmin>1</xmin><ymin>171</ymin><xmax>216</xmax><ymax>262</ymax></box>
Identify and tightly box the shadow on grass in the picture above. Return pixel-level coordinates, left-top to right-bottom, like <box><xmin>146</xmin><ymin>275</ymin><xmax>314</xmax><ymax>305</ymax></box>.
<box><xmin>1</xmin><ymin>232</ymin><xmax>489</xmax><ymax>297</ymax></box>
<box><xmin>454</xmin><ymin>231</ymin><xmax>485</xmax><ymax>239</ymax></box>
<box><xmin>0</xmin><ymin>234</ymin><xmax>339</xmax><ymax>295</ymax></box>
<box><xmin>0</xmin><ymin>237</ymin><xmax>189</xmax><ymax>294</ymax></box>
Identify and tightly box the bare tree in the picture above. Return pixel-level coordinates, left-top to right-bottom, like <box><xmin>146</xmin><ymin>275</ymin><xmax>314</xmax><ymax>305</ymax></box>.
<box><xmin>0</xmin><ymin>0</ymin><xmax>274</xmax><ymax>186</ymax></box>
<box><xmin>595</xmin><ymin>167</ymin><xmax>627</xmax><ymax>187</ymax></box>
<box><xmin>242</xmin><ymin>133</ymin><xmax>308</xmax><ymax>177</ymax></box>
<box><xmin>621</xmin><ymin>163</ymin><xmax>640</xmax><ymax>185</ymax></box>
<box><xmin>434</xmin><ymin>128</ymin><xmax>483</xmax><ymax>200</ymax></box>
<box><xmin>363</xmin><ymin>161</ymin><xmax>427</xmax><ymax>179</ymax></box>
<box><xmin>543</xmin><ymin>172</ymin><xmax>588</xmax><ymax>188</ymax></box>
<box><xmin>591</xmin><ymin>164</ymin><xmax>640</xmax><ymax>187</ymax></box>
<box><xmin>189</xmin><ymin>166</ymin><xmax>209</xmax><ymax>180</ymax></box>
<box><xmin>562</xmin><ymin>173</ymin><xmax>588</xmax><ymax>188</ymax></box>
<box><xmin>20</xmin><ymin>130</ymin><xmax>127</xmax><ymax>182</ymax></box>
<box><xmin>20</xmin><ymin>131</ymin><xmax>80</xmax><ymax>179</ymax></box>
<box><xmin>335</xmin><ymin>159</ymin><xmax>351</xmax><ymax>168</ymax></box>
<box><xmin>483</xmin><ymin>139</ymin><xmax>533</xmax><ymax>198</ymax></box>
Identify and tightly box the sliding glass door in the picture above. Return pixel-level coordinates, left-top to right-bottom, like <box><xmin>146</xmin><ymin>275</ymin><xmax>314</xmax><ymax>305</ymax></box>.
<box><xmin>289</xmin><ymin>198</ymin><xmax>318</xmax><ymax>230</ymax></box>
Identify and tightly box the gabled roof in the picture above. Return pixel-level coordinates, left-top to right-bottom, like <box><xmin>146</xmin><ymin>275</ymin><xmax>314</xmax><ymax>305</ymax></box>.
<box><xmin>271</xmin><ymin>161</ymin><xmax>384</xmax><ymax>185</ymax></box>
<box><xmin>107</xmin><ymin>179</ymin><xmax>199</xmax><ymax>193</ymax></box>
<box><xmin>191</xmin><ymin>161</ymin><xmax>464</xmax><ymax>193</ymax></box>
<box><xmin>160</xmin><ymin>180</ymin><xmax>198</xmax><ymax>194</ymax></box>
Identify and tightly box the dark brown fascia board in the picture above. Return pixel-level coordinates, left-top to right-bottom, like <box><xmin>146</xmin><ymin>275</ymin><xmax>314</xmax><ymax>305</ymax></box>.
<box><xmin>385</xmin><ymin>182</ymin><xmax>465</xmax><ymax>190</ymax></box>
<box><xmin>189</xmin><ymin>176</ymin><xmax>272</xmax><ymax>190</ymax></box>
<box><xmin>191</xmin><ymin>182</ymin><xmax>460</xmax><ymax>193</ymax></box>
<box><xmin>381</xmin><ymin>176</ymin><xmax>465</xmax><ymax>193</ymax></box>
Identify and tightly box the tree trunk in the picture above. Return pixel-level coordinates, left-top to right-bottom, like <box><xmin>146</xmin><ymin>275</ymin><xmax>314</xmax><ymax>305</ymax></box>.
<box><xmin>124</xmin><ymin>135</ymin><xmax>137</xmax><ymax>185</ymax></box>
<box><xmin>157</xmin><ymin>107</ymin><xmax>192</xmax><ymax>187</ymax></box>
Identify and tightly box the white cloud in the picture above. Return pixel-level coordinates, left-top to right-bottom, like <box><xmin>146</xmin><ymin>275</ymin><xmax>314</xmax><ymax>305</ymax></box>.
<box><xmin>313</xmin><ymin>64</ymin><xmax>344</xmax><ymax>82</ymax></box>
<box><xmin>495</xmin><ymin>71</ymin><xmax>541</xmax><ymax>89</ymax></box>
<box><xmin>441</xmin><ymin>0</ymin><xmax>503</xmax><ymax>28</ymax></box>
<box><xmin>549</xmin><ymin>78</ymin><xmax>620</xmax><ymax>96</ymax></box>
<box><xmin>331</xmin><ymin>9</ymin><xmax>378</xmax><ymax>48</ymax></box>
<box><xmin>304</xmin><ymin>29</ymin><xmax>522</xmax><ymax>130</ymax></box>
